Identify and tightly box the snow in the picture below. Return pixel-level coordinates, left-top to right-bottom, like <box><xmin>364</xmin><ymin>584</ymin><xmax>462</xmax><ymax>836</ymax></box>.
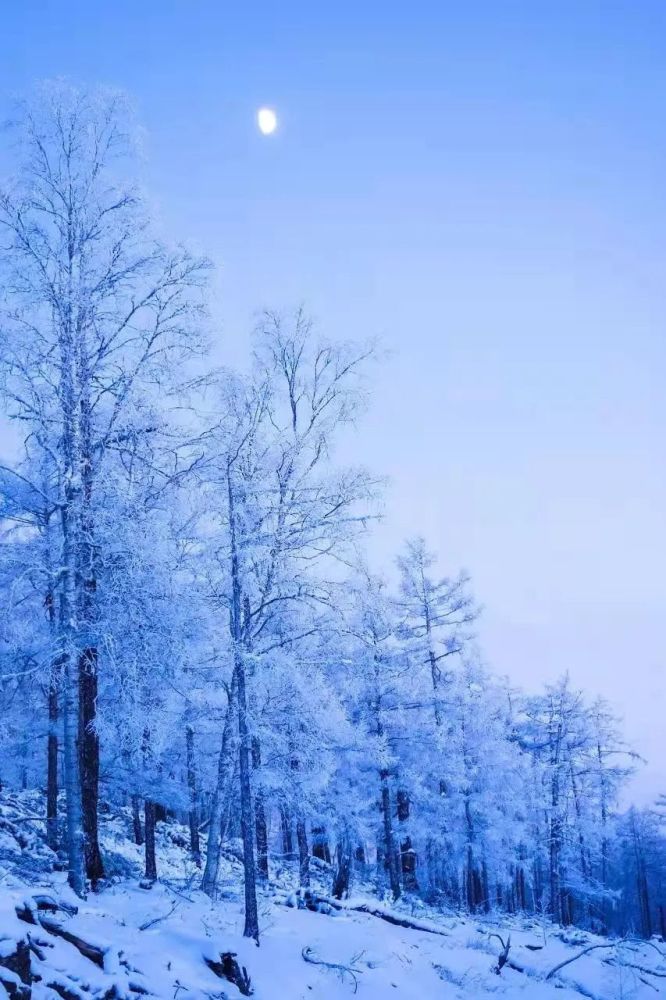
<box><xmin>2</xmin><ymin>875</ymin><xmax>665</xmax><ymax>999</ymax></box>
<box><xmin>1</xmin><ymin>795</ymin><xmax>664</xmax><ymax>999</ymax></box>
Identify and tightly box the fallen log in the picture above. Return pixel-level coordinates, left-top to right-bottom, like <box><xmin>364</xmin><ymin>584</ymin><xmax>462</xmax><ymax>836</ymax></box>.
<box><xmin>290</xmin><ymin>890</ymin><xmax>450</xmax><ymax>937</ymax></box>
<box><xmin>38</xmin><ymin>916</ymin><xmax>107</xmax><ymax>969</ymax></box>
<box><xmin>16</xmin><ymin>903</ymin><xmax>107</xmax><ymax>970</ymax></box>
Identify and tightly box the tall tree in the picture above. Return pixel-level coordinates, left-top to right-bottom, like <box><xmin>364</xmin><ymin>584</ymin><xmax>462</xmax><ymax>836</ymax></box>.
<box><xmin>0</xmin><ymin>81</ymin><xmax>208</xmax><ymax>892</ymax></box>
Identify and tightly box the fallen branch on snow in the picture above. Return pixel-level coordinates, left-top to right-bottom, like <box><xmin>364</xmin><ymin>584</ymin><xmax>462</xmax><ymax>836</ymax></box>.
<box><xmin>488</xmin><ymin>933</ymin><xmax>511</xmax><ymax>974</ymax></box>
<box><xmin>545</xmin><ymin>942</ymin><xmax>618</xmax><ymax>980</ymax></box>
<box><xmin>139</xmin><ymin>901</ymin><xmax>179</xmax><ymax>931</ymax></box>
<box><xmin>302</xmin><ymin>946</ymin><xmax>364</xmax><ymax>994</ymax></box>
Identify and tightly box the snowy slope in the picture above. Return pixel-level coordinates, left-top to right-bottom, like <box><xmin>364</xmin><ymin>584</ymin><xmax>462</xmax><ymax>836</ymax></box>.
<box><xmin>3</xmin><ymin>877</ymin><xmax>666</xmax><ymax>1000</ymax></box>
<box><xmin>1</xmin><ymin>794</ymin><xmax>664</xmax><ymax>1000</ymax></box>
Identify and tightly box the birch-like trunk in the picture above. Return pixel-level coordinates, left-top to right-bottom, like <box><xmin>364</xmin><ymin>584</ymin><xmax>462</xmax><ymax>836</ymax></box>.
<box><xmin>59</xmin><ymin>494</ymin><xmax>86</xmax><ymax>896</ymax></box>
<box><xmin>47</xmin><ymin>675</ymin><xmax>59</xmax><ymax>853</ymax></box>
<box><xmin>201</xmin><ymin>677</ymin><xmax>238</xmax><ymax>896</ymax></box>
<box><xmin>227</xmin><ymin>465</ymin><xmax>259</xmax><ymax>942</ymax></box>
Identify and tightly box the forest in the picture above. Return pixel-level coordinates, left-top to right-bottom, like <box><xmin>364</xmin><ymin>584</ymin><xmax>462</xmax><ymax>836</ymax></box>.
<box><xmin>0</xmin><ymin>83</ymin><xmax>664</xmax><ymax>990</ymax></box>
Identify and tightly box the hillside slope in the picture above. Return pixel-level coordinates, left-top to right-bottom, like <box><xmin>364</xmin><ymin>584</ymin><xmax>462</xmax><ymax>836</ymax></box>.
<box><xmin>1</xmin><ymin>793</ymin><xmax>664</xmax><ymax>1000</ymax></box>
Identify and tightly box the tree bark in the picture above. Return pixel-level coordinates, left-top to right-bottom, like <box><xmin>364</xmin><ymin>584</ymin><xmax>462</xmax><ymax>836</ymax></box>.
<box><xmin>236</xmin><ymin>657</ymin><xmax>259</xmax><ymax>941</ymax></box>
<box><xmin>396</xmin><ymin>790</ymin><xmax>417</xmax><ymax>891</ymax></box>
<box><xmin>201</xmin><ymin>677</ymin><xmax>238</xmax><ymax>897</ymax></box>
<box><xmin>144</xmin><ymin>800</ymin><xmax>157</xmax><ymax>881</ymax></box>
<box><xmin>252</xmin><ymin>737</ymin><xmax>269</xmax><ymax>881</ymax></box>
<box><xmin>380</xmin><ymin>771</ymin><xmax>401</xmax><ymax>901</ymax></box>
<box><xmin>131</xmin><ymin>795</ymin><xmax>144</xmax><ymax>846</ymax></box>
<box><xmin>79</xmin><ymin>648</ymin><xmax>104</xmax><ymax>885</ymax></box>
<box><xmin>59</xmin><ymin>469</ymin><xmax>87</xmax><ymax>897</ymax></box>
<box><xmin>227</xmin><ymin>465</ymin><xmax>259</xmax><ymax>943</ymax></box>
<box><xmin>280</xmin><ymin>806</ymin><xmax>294</xmax><ymax>860</ymax></box>
<box><xmin>46</xmin><ymin>667</ymin><xmax>60</xmax><ymax>853</ymax></box>
<box><xmin>186</xmin><ymin>725</ymin><xmax>201</xmax><ymax>867</ymax></box>
<box><xmin>297</xmin><ymin>817</ymin><xmax>310</xmax><ymax>889</ymax></box>
<box><xmin>332</xmin><ymin>827</ymin><xmax>352</xmax><ymax>899</ymax></box>
<box><xmin>77</xmin><ymin>340</ymin><xmax>104</xmax><ymax>888</ymax></box>
<box><xmin>311</xmin><ymin>825</ymin><xmax>331</xmax><ymax>863</ymax></box>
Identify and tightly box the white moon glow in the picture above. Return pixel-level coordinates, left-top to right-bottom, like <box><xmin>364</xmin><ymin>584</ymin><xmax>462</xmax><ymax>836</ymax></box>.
<box><xmin>257</xmin><ymin>107</ymin><xmax>277</xmax><ymax>135</ymax></box>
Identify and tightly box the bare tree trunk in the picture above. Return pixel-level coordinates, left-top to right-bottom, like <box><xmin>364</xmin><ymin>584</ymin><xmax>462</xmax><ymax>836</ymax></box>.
<box><xmin>46</xmin><ymin>659</ymin><xmax>60</xmax><ymax>853</ymax></box>
<box><xmin>631</xmin><ymin>811</ymin><xmax>652</xmax><ymax>938</ymax></box>
<box><xmin>252</xmin><ymin>737</ymin><xmax>269</xmax><ymax>881</ymax></box>
<box><xmin>144</xmin><ymin>800</ymin><xmax>157</xmax><ymax>881</ymax></box>
<box><xmin>79</xmin><ymin>648</ymin><xmax>104</xmax><ymax>886</ymax></box>
<box><xmin>227</xmin><ymin>467</ymin><xmax>259</xmax><ymax>943</ymax></box>
<box><xmin>311</xmin><ymin>825</ymin><xmax>331</xmax><ymax>863</ymax></box>
<box><xmin>236</xmin><ymin>656</ymin><xmax>259</xmax><ymax>941</ymax></box>
<box><xmin>380</xmin><ymin>771</ymin><xmax>401</xmax><ymax>901</ymax></box>
<box><xmin>201</xmin><ymin>679</ymin><xmax>238</xmax><ymax>896</ymax></box>
<box><xmin>77</xmin><ymin>355</ymin><xmax>104</xmax><ymax>888</ymax></box>
<box><xmin>45</xmin><ymin>577</ymin><xmax>60</xmax><ymax>854</ymax></box>
<box><xmin>186</xmin><ymin>725</ymin><xmax>201</xmax><ymax>867</ymax></box>
<box><xmin>60</xmin><ymin>501</ymin><xmax>86</xmax><ymax>897</ymax></box>
<box><xmin>550</xmin><ymin>799</ymin><xmax>563</xmax><ymax>922</ymax></box>
<box><xmin>297</xmin><ymin>817</ymin><xmax>310</xmax><ymax>889</ymax></box>
<box><xmin>332</xmin><ymin>827</ymin><xmax>352</xmax><ymax>899</ymax></box>
<box><xmin>62</xmin><ymin>650</ymin><xmax>86</xmax><ymax>895</ymax></box>
<box><xmin>280</xmin><ymin>805</ymin><xmax>294</xmax><ymax>860</ymax></box>
<box><xmin>131</xmin><ymin>795</ymin><xmax>144</xmax><ymax>845</ymax></box>
<box><xmin>46</xmin><ymin>683</ymin><xmax>59</xmax><ymax>852</ymax></box>
<box><xmin>396</xmin><ymin>789</ymin><xmax>417</xmax><ymax>891</ymax></box>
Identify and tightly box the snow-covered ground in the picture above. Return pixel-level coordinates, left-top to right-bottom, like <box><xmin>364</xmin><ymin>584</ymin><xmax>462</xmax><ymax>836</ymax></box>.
<box><xmin>1</xmin><ymin>794</ymin><xmax>664</xmax><ymax>1000</ymax></box>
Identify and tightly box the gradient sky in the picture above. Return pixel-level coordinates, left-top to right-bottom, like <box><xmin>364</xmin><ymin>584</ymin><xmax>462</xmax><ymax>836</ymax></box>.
<box><xmin>2</xmin><ymin>2</ymin><xmax>665</xmax><ymax>802</ymax></box>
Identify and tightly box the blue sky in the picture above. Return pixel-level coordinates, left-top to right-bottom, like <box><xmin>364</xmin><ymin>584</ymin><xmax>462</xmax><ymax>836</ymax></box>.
<box><xmin>2</xmin><ymin>1</ymin><xmax>665</xmax><ymax>801</ymax></box>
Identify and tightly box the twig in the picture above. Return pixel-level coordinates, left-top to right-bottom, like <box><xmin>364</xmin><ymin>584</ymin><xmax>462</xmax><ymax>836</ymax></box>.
<box><xmin>302</xmin><ymin>946</ymin><xmax>364</xmax><ymax>993</ymax></box>
<box><xmin>139</xmin><ymin>901</ymin><xmax>178</xmax><ymax>931</ymax></box>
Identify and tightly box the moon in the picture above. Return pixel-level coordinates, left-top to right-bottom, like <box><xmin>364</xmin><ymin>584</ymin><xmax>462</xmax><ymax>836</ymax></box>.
<box><xmin>257</xmin><ymin>107</ymin><xmax>278</xmax><ymax>135</ymax></box>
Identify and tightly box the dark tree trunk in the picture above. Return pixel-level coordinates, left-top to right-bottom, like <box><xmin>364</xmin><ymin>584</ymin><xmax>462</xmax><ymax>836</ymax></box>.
<box><xmin>227</xmin><ymin>468</ymin><xmax>259</xmax><ymax>943</ymax></box>
<box><xmin>311</xmin><ymin>825</ymin><xmax>331</xmax><ymax>863</ymax></box>
<box><xmin>78</xmin><ymin>648</ymin><xmax>104</xmax><ymax>886</ymax></box>
<box><xmin>144</xmin><ymin>799</ymin><xmax>157</xmax><ymax>881</ymax></box>
<box><xmin>296</xmin><ymin>817</ymin><xmax>310</xmax><ymax>888</ymax></box>
<box><xmin>280</xmin><ymin>806</ymin><xmax>294</xmax><ymax>860</ymax></box>
<box><xmin>332</xmin><ymin>828</ymin><xmax>352</xmax><ymax>899</ymax></box>
<box><xmin>47</xmin><ymin>673</ymin><xmax>59</xmax><ymax>852</ymax></box>
<box><xmin>481</xmin><ymin>860</ymin><xmax>490</xmax><ymax>913</ymax></box>
<box><xmin>252</xmin><ymin>738</ymin><xmax>269</xmax><ymax>881</ymax></box>
<box><xmin>396</xmin><ymin>790</ymin><xmax>417</xmax><ymax>890</ymax></box>
<box><xmin>131</xmin><ymin>795</ymin><xmax>144</xmax><ymax>845</ymax></box>
<box><xmin>516</xmin><ymin>865</ymin><xmax>526</xmax><ymax>910</ymax></box>
<box><xmin>77</xmin><ymin>390</ymin><xmax>103</xmax><ymax>889</ymax></box>
<box><xmin>380</xmin><ymin>771</ymin><xmax>401</xmax><ymax>901</ymax></box>
<box><xmin>201</xmin><ymin>678</ymin><xmax>238</xmax><ymax>897</ymax></box>
<box><xmin>235</xmin><ymin>657</ymin><xmax>259</xmax><ymax>941</ymax></box>
<box><xmin>186</xmin><ymin>725</ymin><xmax>201</xmax><ymax>867</ymax></box>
